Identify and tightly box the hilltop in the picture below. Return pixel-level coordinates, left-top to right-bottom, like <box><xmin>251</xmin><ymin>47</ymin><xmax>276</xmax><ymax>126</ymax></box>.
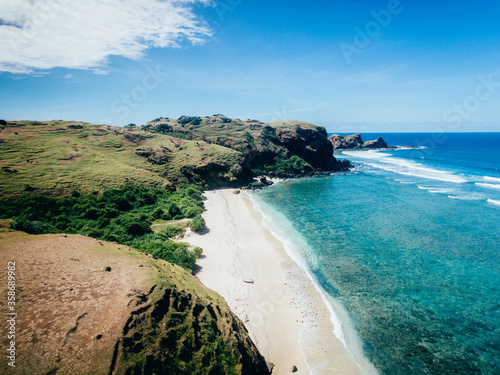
<box><xmin>0</xmin><ymin>116</ymin><xmax>348</xmax><ymax>198</ymax></box>
<box><xmin>0</xmin><ymin>226</ymin><xmax>270</xmax><ymax>374</ymax></box>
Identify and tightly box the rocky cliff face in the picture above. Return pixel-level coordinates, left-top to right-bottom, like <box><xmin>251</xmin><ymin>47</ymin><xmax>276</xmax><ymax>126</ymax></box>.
<box><xmin>363</xmin><ymin>137</ymin><xmax>388</xmax><ymax>149</ymax></box>
<box><xmin>328</xmin><ymin>134</ymin><xmax>364</xmax><ymax>149</ymax></box>
<box><xmin>329</xmin><ymin>134</ymin><xmax>389</xmax><ymax>150</ymax></box>
<box><xmin>272</xmin><ymin>121</ymin><xmax>340</xmax><ymax>171</ymax></box>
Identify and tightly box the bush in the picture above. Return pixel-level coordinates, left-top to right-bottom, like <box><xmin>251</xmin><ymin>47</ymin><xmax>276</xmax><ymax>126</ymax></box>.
<box><xmin>190</xmin><ymin>215</ymin><xmax>206</xmax><ymax>233</ymax></box>
<box><xmin>177</xmin><ymin>116</ymin><xmax>193</xmax><ymax>125</ymax></box>
<box><xmin>11</xmin><ymin>220</ymin><xmax>47</xmax><ymax>235</ymax></box>
<box><xmin>191</xmin><ymin>117</ymin><xmax>202</xmax><ymax>125</ymax></box>
<box><xmin>155</xmin><ymin>123</ymin><xmax>172</xmax><ymax>134</ymax></box>
<box><xmin>163</xmin><ymin>225</ymin><xmax>183</xmax><ymax>238</ymax></box>
<box><xmin>182</xmin><ymin>206</ymin><xmax>202</xmax><ymax>218</ymax></box>
<box><xmin>166</xmin><ymin>203</ymin><xmax>182</xmax><ymax>219</ymax></box>
<box><xmin>253</xmin><ymin>154</ymin><xmax>309</xmax><ymax>175</ymax></box>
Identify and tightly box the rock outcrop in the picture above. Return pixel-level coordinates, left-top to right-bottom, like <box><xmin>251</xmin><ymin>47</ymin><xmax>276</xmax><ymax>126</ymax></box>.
<box><xmin>329</xmin><ymin>134</ymin><xmax>390</xmax><ymax>150</ymax></box>
<box><xmin>328</xmin><ymin>134</ymin><xmax>364</xmax><ymax>149</ymax></box>
<box><xmin>363</xmin><ymin>137</ymin><xmax>388</xmax><ymax>149</ymax></box>
<box><xmin>272</xmin><ymin>121</ymin><xmax>340</xmax><ymax>171</ymax></box>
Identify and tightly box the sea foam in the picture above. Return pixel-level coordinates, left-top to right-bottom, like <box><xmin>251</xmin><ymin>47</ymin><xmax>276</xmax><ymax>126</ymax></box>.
<box><xmin>476</xmin><ymin>182</ymin><xmax>500</xmax><ymax>191</ymax></box>
<box><xmin>487</xmin><ymin>199</ymin><xmax>500</xmax><ymax>206</ymax></box>
<box><xmin>483</xmin><ymin>176</ymin><xmax>500</xmax><ymax>183</ymax></box>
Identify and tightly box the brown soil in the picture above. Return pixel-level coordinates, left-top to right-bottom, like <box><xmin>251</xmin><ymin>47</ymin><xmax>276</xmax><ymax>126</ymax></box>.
<box><xmin>0</xmin><ymin>232</ymin><xmax>155</xmax><ymax>374</ymax></box>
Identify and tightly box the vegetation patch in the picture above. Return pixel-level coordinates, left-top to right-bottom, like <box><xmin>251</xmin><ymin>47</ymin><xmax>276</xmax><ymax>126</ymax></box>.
<box><xmin>252</xmin><ymin>154</ymin><xmax>311</xmax><ymax>175</ymax></box>
<box><xmin>0</xmin><ymin>185</ymin><xmax>206</xmax><ymax>272</ymax></box>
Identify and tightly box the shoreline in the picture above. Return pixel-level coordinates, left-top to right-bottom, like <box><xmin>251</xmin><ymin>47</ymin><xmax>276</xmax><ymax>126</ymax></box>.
<box><xmin>248</xmin><ymin>192</ymin><xmax>378</xmax><ymax>374</ymax></box>
<box><xmin>184</xmin><ymin>188</ymin><xmax>375</xmax><ymax>375</ymax></box>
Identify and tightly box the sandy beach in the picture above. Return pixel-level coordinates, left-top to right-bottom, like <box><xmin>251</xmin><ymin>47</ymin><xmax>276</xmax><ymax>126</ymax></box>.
<box><xmin>184</xmin><ymin>188</ymin><xmax>372</xmax><ymax>375</ymax></box>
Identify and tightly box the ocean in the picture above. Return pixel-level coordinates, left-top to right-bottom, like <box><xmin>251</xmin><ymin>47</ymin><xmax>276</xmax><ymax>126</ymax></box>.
<box><xmin>251</xmin><ymin>133</ymin><xmax>500</xmax><ymax>375</ymax></box>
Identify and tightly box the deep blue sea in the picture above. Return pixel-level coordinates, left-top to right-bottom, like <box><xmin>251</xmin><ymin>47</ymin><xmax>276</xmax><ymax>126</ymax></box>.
<box><xmin>252</xmin><ymin>133</ymin><xmax>500</xmax><ymax>375</ymax></box>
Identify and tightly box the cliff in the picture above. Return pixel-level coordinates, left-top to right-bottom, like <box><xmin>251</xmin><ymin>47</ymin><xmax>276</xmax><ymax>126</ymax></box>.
<box><xmin>143</xmin><ymin>116</ymin><xmax>346</xmax><ymax>176</ymax></box>
<box><xmin>269</xmin><ymin>120</ymin><xmax>339</xmax><ymax>171</ymax></box>
<box><xmin>0</xmin><ymin>227</ymin><xmax>271</xmax><ymax>375</ymax></box>
<box><xmin>329</xmin><ymin>134</ymin><xmax>389</xmax><ymax>150</ymax></box>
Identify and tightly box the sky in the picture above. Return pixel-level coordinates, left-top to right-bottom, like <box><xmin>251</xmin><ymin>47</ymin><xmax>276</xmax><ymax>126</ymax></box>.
<box><xmin>0</xmin><ymin>0</ymin><xmax>499</xmax><ymax>132</ymax></box>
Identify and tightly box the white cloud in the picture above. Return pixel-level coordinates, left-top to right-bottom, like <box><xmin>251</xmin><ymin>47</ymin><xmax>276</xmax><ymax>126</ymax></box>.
<box><xmin>62</xmin><ymin>73</ymin><xmax>72</xmax><ymax>79</ymax></box>
<box><xmin>0</xmin><ymin>0</ymin><xmax>212</xmax><ymax>74</ymax></box>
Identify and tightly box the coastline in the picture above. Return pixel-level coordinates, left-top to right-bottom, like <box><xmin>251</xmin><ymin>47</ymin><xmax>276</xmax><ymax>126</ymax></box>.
<box><xmin>184</xmin><ymin>188</ymin><xmax>373</xmax><ymax>375</ymax></box>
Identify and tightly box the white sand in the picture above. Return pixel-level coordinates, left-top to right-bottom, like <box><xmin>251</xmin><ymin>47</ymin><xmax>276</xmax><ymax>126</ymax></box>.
<box><xmin>184</xmin><ymin>189</ymin><xmax>372</xmax><ymax>375</ymax></box>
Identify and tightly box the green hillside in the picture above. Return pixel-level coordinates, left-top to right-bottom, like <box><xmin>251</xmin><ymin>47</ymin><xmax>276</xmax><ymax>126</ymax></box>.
<box><xmin>0</xmin><ymin>116</ymin><xmax>345</xmax><ymax>199</ymax></box>
<box><xmin>0</xmin><ymin>120</ymin><xmax>246</xmax><ymax>199</ymax></box>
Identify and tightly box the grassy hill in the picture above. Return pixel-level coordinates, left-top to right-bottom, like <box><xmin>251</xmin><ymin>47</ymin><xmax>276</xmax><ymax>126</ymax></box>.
<box><xmin>0</xmin><ymin>120</ymin><xmax>246</xmax><ymax>199</ymax></box>
<box><xmin>143</xmin><ymin>114</ymin><xmax>343</xmax><ymax>174</ymax></box>
<box><xmin>0</xmin><ymin>117</ymin><xmax>345</xmax><ymax>199</ymax></box>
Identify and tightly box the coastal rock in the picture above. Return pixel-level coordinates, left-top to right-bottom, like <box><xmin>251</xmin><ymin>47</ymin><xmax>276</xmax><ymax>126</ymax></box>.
<box><xmin>292</xmin><ymin>365</ymin><xmax>298</xmax><ymax>372</ymax></box>
<box><xmin>363</xmin><ymin>137</ymin><xmax>388</xmax><ymax>149</ymax></box>
<box><xmin>246</xmin><ymin>177</ymin><xmax>274</xmax><ymax>190</ymax></box>
<box><xmin>273</xmin><ymin>121</ymin><xmax>340</xmax><ymax>171</ymax></box>
<box><xmin>329</xmin><ymin>134</ymin><xmax>391</xmax><ymax>150</ymax></box>
<box><xmin>328</xmin><ymin>134</ymin><xmax>364</xmax><ymax>149</ymax></box>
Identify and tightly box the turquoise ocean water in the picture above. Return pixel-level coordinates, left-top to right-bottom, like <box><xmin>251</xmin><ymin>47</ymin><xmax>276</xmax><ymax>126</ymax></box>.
<box><xmin>251</xmin><ymin>133</ymin><xmax>500</xmax><ymax>375</ymax></box>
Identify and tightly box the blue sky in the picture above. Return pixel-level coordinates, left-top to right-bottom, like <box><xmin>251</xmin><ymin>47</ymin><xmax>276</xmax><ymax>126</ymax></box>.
<box><xmin>0</xmin><ymin>0</ymin><xmax>499</xmax><ymax>132</ymax></box>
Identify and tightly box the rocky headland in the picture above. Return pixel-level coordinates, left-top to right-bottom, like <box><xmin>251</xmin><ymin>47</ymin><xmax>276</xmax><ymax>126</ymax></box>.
<box><xmin>328</xmin><ymin>134</ymin><xmax>390</xmax><ymax>150</ymax></box>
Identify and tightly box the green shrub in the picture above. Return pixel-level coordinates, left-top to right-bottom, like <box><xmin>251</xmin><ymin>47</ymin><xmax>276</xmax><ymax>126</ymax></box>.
<box><xmin>191</xmin><ymin>117</ymin><xmax>202</xmax><ymax>125</ymax></box>
<box><xmin>163</xmin><ymin>225</ymin><xmax>183</xmax><ymax>238</ymax></box>
<box><xmin>0</xmin><ymin>185</ymin><xmax>206</xmax><ymax>272</ymax></box>
<box><xmin>11</xmin><ymin>220</ymin><xmax>47</xmax><ymax>235</ymax></box>
<box><xmin>182</xmin><ymin>206</ymin><xmax>202</xmax><ymax>218</ymax></box>
<box><xmin>190</xmin><ymin>215</ymin><xmax>206</xmax><ymax>233</ymax></box>
<box><xmin>253</xmin><ymin>154</ymin><xmax>309</xmax><ymax>175</ymax></box>
<box><xmin>166</xmin><ymin>203</ymin><xmax>182</xmax><ymax>219</ymax></box>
